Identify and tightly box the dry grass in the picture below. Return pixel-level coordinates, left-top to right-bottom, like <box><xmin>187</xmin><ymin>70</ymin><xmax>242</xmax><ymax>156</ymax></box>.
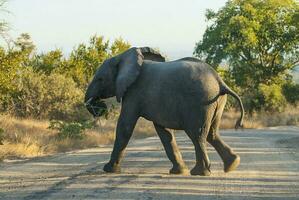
<box><xmin>0</xmin><ymin>114</ymin><xmax>155</xmax><ymax>161</ymax></box>
<box><xmin>0</xmin><ymin>115</ymin><xmax>52</xmax><ymax>160</ymax></box>
<box><xmin>0</xmin><ymin>115</ymin><xmax>114</xmax><ymax>160</ymax></box>
<box><xmin>256</xmin><ymin>108</ymin><xmax>299</xmax><ymax>127</ymax></box>
<box><xmin>221</xmin><ymin>106</ymin><xmax>299</xmax><ymax>129</ymax></box>
<box><xmin>1</xmin><ymin>106</ymin><xmax>299</xmax><ymax>161</ymax></box>
<box><xmin>221</xmin><ymin>111</ymin><xmax>264</xmax><ymax>129</ymax></box>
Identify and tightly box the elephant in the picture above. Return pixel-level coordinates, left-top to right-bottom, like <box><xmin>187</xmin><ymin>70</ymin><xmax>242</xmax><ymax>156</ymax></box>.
<box><xmin>85</xmin><ymin>47</ymin><xmax>244</xmax><ymax>176</ymax></box>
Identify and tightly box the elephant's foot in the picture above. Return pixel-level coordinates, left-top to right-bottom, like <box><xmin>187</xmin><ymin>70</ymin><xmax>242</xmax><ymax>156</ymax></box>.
<box><xmin>224</xmin><ymin>154</ymin><xmax>240</xmax><ymax>173</ymax></box>
<box><xmin>103</xmin><ymin>162</ymin><xmax>121</xmax><ymax>173</ymax></box>
<box><xmin>169</xmin><ymin>165</ymin><xmax>189</xmax><ymax>175</ymax></box>
<box><xmin>190</xmin><ymin>165</ymin><xmax>211</xmax><ymax>176</ymax></box>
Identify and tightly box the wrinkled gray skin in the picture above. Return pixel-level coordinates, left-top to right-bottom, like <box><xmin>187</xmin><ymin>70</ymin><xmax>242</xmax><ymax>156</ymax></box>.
<box><xmin>85</xmin><ymin>47</ymin><xmax>244</xmax><ymax>176</ymax></box>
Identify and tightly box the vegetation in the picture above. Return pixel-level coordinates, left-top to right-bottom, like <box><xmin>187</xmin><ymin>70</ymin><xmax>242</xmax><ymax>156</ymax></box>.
<box><xmin>0</xmin><ymin>115</ymin><xmax>114</xmax><ymax>161</ymax></box>
<box><xmin>0</xmin><ymin>1</ymin><xmax>130</xmax><ymax>159</ymax></box>
<box><xmin>0</xmin><ymin>0</ymin><xmax>8</xmax><ymax>40</ymax></box>
<box><xmin>0</xmin><ymin>33</ymin><xmax>130</xmax><ymax>119</ymax></box>
<box><xmin>0</xmin><ymin>115</ymin><xmax>155</xmax><ymax>161</ymax></box>
<box><xmin>1</xmin><ymin>0</ymin><xmax>299</xmax><ymax>160</ymax></box>
<box><xmin>194</xmin><ymin>0</ymin><xmax>299</xmax><ymax>112</ymax></box>
<box><xmin>48</xmin><ymin>120</ymin><xmax>93</xmax><ymax>140</ymax></box>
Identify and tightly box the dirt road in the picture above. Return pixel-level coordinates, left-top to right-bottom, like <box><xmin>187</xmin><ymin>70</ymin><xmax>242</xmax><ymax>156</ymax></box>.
<box><xmin>1</xmin><ymin>127</ymin><xmax>299</xmax><ymax>200</ymax></box>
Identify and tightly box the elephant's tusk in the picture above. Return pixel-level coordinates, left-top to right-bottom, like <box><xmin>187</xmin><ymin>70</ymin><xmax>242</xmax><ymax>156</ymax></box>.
<box><xmin>85</xmin><ymin>97</ymin><xmax>94</xmax><ymax>106</ymax></box>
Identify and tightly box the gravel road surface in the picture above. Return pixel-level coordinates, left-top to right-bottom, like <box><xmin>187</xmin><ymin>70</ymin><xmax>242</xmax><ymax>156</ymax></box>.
<box><xmin>1</xmin><ymin>127</ymin><xmax>299</xmax><ymax>200</ymax></box>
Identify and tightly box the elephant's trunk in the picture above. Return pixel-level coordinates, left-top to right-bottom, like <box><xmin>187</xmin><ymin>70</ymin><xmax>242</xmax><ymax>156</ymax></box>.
<box><xmin>84</xmin><ymin>84</ymin><xmax>108</xmax><ymax>117</ymax></box>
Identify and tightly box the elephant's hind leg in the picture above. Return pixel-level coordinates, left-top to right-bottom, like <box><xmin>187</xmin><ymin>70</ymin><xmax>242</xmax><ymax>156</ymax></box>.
<box><xmin>208</xmin><ymin>128</ymin><xmax>240</xmax><ymax>173</ymax></box>
<box><xmin>185</xmin><ymin>110</ymin><xmax>213</xmax><ymax>176</ymax></box>
<box><xmin>186</xmin><ymin>129</ymin><xmax>211</xmax><ymax>176</ymax></box>
<box><xmin>207</xmin><ymin>95</ymin><xmax>240</xmax><ymax>173</ymax></box>
<box><xmin>154</xmin><ymin>123</ymin><xmax>189</xmax><ymax>175</ymax></box>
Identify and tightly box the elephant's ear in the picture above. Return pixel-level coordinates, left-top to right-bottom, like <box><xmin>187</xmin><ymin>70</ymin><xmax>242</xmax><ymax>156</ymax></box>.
<box><xmin>139</xmin><ymin>47</ymin><xmax>166</xmax><ymax>62</ymax></box>
<box><xmin>115</xmin><ymin>48</ymin><xmax>143</xmax><ymax>102</ymax></box>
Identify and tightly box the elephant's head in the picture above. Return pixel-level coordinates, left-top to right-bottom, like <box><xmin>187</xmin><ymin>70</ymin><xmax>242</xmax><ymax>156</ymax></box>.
<box><xmin>84</xmin><ymin>47</ymin><xmax>165</xmax><ymax>117</ymax></box>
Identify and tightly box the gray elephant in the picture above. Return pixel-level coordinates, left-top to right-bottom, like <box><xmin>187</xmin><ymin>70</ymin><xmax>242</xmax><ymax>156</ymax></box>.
<box><xmin>85</xmin><ymin>47</ymin><xmax>244</xmax><ymax>176</ymax></box>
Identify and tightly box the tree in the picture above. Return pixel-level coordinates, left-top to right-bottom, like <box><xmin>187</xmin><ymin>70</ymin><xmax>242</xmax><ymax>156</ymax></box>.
<box><xmin>194</xmin><ymin>0</ymin><xmax>299</xmax><ymax>112</ymax></box>
<box><xmin>195</xmin><ymin>0</ymin><xmax>299</xmax><ymax>87</ymax></box>
<box><xmin>0</xmin><ymin>31</ymin><xmax>131</xmax><ymax>118</ymax></box>
<box><xmin>110</xmin><ymin>37</ymin><xmax>131</xmax><ymax>56</ymax></box>
<box><xmin>0</xmin><ymin>0</ymin><xmax>8</xmax><ymax>38</ymax></box>
<box><xmin>58</xmin><ymin>35</ymin><xmax>130</xmax><ymax>89</ymax></box>
<box><xmin>283</xmin><ymin>81</ymin><xmax>299</xmax><ymax>105</ymax></box>
<box><xmin>31</xmin><ymin>49</ymin><xmax>65</xmax><ymax>75</ymax></box>
<box><xmin>0</xmin><ymin>0</ymin><xmax>12</xmax><ymax>49</ymax></box>
<box><xmin>0</xmin><ymin>33</ymin><xmax>36</xmax><ymax>111</ymax></box>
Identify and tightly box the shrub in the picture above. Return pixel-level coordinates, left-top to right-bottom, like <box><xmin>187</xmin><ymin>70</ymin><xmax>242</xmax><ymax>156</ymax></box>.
<box><xmin>48</xmin><ymin>120</ymin><xmax>92</xmax><ymax>140</ymax></box>
<box><xmin>258</xmin><ymin>83</ymin><xmax>287</xmax><ymax>112</ymax></box>
<box><xmin>283</xmin><ymin>82</ymin><xmax>299</xmax><ymax>105</ymax></box>
<box><xmin>12</xmin><ymin>68</ymin><xmax>84</xmax><ymax>120</ymax></box>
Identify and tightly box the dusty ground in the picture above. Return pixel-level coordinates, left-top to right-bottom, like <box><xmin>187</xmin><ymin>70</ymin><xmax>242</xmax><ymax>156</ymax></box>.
<box><xmin>0</xmin><ymin>127</ymin><xmax>299</xmax><ymax>200</ymax></box>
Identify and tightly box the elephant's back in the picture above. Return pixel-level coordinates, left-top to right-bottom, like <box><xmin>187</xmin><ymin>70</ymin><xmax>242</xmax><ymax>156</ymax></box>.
<box><xmin>140</xmin><ymin>60</ymin><xmax>222</xmax><ymax>103</ymax></box>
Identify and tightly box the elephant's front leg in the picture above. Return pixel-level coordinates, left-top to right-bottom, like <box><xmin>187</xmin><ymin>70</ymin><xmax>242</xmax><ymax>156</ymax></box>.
<box><xmin>103</xmin><ymin>110</ymin><xmax>138</xmax><ymax>173</ymax></box>
<box><xmin>207</xmin><ymin>95</ymin><xmax>240</xmax><ymax>173</ymax></box>
<box><xmin>208</xmin><ymin>130</ymin><xmax>240</xmax><ymax>173</ymax></box>
<box><xmin>154</xmin><ymin>123</ymin><xmax>189</xmax><ymax>175</ymax></box>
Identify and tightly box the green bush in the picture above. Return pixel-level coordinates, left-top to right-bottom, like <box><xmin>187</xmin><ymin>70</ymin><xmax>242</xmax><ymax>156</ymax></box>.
<box><xmin>283</xmin><ymin>82</ymin><xmax>299</xmax><ymax>105</ymax></box>
<box><xmin>0</xmin><ymin>34</ymin><xmax>130</xmax><ymax>121</ymax></box>
<box><xmin>258</xmin><ymin>83</ymin><xmax>287</xmax><ymax>112</ymax></box>
<box><xmin>241</xmin><ymin>89</ymin><xmax>262</xmax><ymax>114</ymax></box>
<box><xmin>12</xmin><ymin>68</ymin><xmax>84</xmax><ymax>120</ymax></box>
<box><xmin>48</xmin><ymin>120</ymin><xmax>92</xmax><ymax>140</ymax></box>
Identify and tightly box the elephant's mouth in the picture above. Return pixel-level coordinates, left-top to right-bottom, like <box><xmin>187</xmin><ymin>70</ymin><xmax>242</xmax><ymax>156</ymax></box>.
<box><xmin>85</xmin><ymin>97</ymin><xmax>108</xmax><ymax>117</ymax></box>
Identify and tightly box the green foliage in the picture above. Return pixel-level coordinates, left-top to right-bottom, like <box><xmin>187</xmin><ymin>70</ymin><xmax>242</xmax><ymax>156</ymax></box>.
<box><xmin>56</xmin><ymin>35</ymin><xmax>130</xmax><ymax>89</ymax></box>
<box><xmin>283</xmin><ymin>81</ymin><xmax>299</xmax><ymax>105</ymax></box>
<box><xmin>0</xmin><ymin>34</ymin><xmax>36</xmax><ymax>111</ymax></box>
<box><xmin>0</xmin><ymin>128</ymin><xmax>4</xmax><ymax>144</ymax></box>
<box><xmin>59</xmin><ymin>36</ymin><xmax>110</xmax><ymax>89</ymax></box>
<box><xmin>195</xmin><ymin>0</ymin><xmax>299</xmax><ymax>111</ymax></box>
<box><xmin>48</xmin><ymin>120</ymin><xmax>93</xmax><ymax>140</ymax></box>
<box><xmin>258</xmin><ymin>83</ymin><xmax>286</xmax><ymax>112</ymax></box>
<box><xmin>110</xmin><ymin>37</ymin><xmax>131</xmax><ymax>56</ymax></box>
<box><xmin>12</xmin><ymin>68</ymin><xmax>83</xmax><ymax>119</ymax></box>
<box><xmin>31</xmin><ymin>49</ymin><xmax>65</xmax><ymax>75</ymax></box>
<box><xmin>14</xmin><ymin>33</ymin><xmax>35</xmax><ymax>56</ymax></box>
<box><xmin>0</xmin><ymin>33</ymin><xmax>130</xmax><ymax>120</ymax></box>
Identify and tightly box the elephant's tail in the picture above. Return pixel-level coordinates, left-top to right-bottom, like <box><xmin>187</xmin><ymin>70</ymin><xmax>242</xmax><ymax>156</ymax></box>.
<box><xmin>221</xmin><ymin>85</ymin><xmax>244</xmax><ymax>129</ymax></box>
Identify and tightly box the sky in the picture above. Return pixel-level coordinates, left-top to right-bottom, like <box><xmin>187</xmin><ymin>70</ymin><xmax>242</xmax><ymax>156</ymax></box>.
<box><xmin>2</xmin><ymin>0</ymin><xmax>227</xmax><ymax>59</ymax></box>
